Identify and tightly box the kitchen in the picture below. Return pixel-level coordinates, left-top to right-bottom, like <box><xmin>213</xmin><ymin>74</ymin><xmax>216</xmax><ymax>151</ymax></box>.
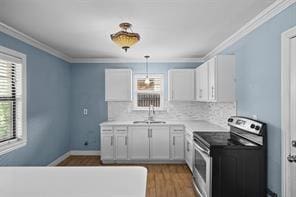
<box><xmin>0</xmin><ymin>0</ymin><xmax>296</xmax><ymax>197</ymax></box>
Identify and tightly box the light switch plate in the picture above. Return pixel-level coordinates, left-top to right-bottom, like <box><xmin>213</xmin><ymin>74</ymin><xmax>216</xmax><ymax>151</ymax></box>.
<box><xmin>83</xmin><ymin>108</ymin><xmax>88</xmax><ymax>115</ymax></box>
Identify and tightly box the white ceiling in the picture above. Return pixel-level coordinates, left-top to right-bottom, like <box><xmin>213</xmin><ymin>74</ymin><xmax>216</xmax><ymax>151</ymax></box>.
<box><xmin>0</xmin><ymin>0</ymin><xmax>276</xmax><ymax>59</ymax></box>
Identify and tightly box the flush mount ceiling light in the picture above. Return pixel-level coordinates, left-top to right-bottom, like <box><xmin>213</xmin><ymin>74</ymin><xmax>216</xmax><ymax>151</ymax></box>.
<box><xmin>110</xmin><ymin>23</ymin><xmax>140</xmax><ymax>52</ymax></box>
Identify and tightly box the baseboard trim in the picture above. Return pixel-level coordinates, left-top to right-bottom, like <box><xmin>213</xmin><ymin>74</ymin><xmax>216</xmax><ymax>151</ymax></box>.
<box><xmin>101</xmin><ymin>160</ymin><xmax>186</xmax><ymax>164</ymax></box>
<box><xmin>70</xmin><ymin>150</ymin><xmax>101</xmax><ymax>156</ymax></box>
<box><xmin>48</xmin><ymin>150</ymin><xmax>101</xmax><ymax>166</ymax></box>
<box><xmin>48</xmin><ymin>151</ymin><xmax>71</xmax><ymax>166</ymax></box>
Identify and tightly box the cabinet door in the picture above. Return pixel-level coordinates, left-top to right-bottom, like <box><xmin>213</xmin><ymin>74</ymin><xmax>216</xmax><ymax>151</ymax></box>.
<box><xmin>169</xmin><ymin>69</ymin><xmax>195</xmax><ymax>101</ymax></box>
<box><xmin>195</xmin><ymin>67</ymin><xmax>201</xmax><ymax>100</ymax></box>
<box><xmin>208</xmin><ymin>57</ymin><xmax>217</xmax><ymax>101</ymax></box>
<box><xmin>105</xmin><ymin>69</ymin><xmax>132</xmax><ymax>101</ymax></box>
<box><xmin>185</xmin><ymin>137</ymin><xmax>193</xmax><ymax>172</ymax></box>
<box><xmin>171</xmin><ymin>134</ymin><xmax>184</xmax><ymax>160</ymax></box>
<box><xmin>115</xmin><ymin>133</ymin><xmax>128</xmax><ymax>160</ymax></box>
<box><xmin>101</xmin><ymin>134</ymin><xmax>114</xmax><ymax>160</ymax></box>
<box><xmin>150</xmin><ymin>126</ymin><xmax>170</xmax><ymax>160</ymax></box>
<box><xmin>128</xmin><ymin>127</ymin><xmax>150</xmax><ymax>160</ymax></box>
<box><xmin>200</xmin><ymin>63</ymin><xmax>209</xmax><ymax>101</ymax></box>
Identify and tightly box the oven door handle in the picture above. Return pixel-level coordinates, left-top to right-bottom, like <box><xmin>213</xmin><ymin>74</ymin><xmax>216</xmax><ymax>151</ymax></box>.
<box><xmin>194</xmin><ymin>143</ymin><xmax>210</xmax><ymax>155</ymax></box>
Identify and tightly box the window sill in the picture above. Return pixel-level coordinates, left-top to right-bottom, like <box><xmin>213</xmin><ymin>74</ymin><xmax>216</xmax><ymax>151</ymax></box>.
<box><xmin>0</xmin><ymin>139</ymin><xmax>27</xmax><ymax>156</ymax></box>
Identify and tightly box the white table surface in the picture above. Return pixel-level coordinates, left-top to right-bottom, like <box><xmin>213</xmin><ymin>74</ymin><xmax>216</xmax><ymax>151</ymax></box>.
<box><xmin>0</xmin><ymin>166</ymin><xmax>147</xmax><ymax>197</ymax></box>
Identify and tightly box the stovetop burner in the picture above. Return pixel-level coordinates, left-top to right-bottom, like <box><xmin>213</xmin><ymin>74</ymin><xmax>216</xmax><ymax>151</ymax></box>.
<box><xmin>194</xmin><ymin>132</ymin><xmax>258</xmax><ymax>148</ymax></box>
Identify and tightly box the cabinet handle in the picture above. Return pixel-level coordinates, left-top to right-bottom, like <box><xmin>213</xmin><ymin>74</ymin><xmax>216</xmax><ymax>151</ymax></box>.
<box><xmin>150</xmin><ymin>129</ymin><xmax>152</xmax><ymax>138</ymax></box>
<box><xmin>125</xmin><ymin>136</ymin><xmax>127</xmax><ymax>145</ymax></box>
<box><xmin>199</xmin><ymin>89</ymin><xmax>202</xmax><ymax>98</ymax></box>
<box><xmin>148</xmin><ymin>129</ymin><xmax>150</xmax><ymax>138</ymax></box>
<box><xmin>174</xmin><ymin>129</ymin><xmax>184</xmax><ymax>132</ymax></box>
<box><xmin>187</xmin><ymin>141</ymin><xmax>190</xmax><ymax>152</ymax></box>
<box><xmin>116</xmin><ymin>129</ymin><xmax>126</xmax><ymax>132</ymax></box>
<box><xmin>102</xmin><ymin>129</ymin><xmax>112</xmax><ymax>132</ymax></box>
<box><xmin>173</xmin><ymin>136</ymin><xmax>175</xmax><ymax>145</ymax></box>
<box><xmin>110</xmin><ymin>136</ymin><xmax>114</xmax><ymax>146</ymax></box>
<box><xmin>211</xmin><ymin>86</ymin><xmax>214</xmax><ymax>98</ymax></box>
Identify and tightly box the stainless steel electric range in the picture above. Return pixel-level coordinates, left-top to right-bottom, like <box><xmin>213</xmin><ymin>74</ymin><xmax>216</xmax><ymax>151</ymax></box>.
<box><xmin>192</xmin><ymin>116</ymin><xmax>266</xmax><ymax>197</ymax></box>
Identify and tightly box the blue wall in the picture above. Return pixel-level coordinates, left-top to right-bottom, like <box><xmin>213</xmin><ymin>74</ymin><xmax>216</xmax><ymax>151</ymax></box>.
<box><xmin>0</xmin><ymin>32</ymin><xmax>71</xmax><ymax>165</ymax></box>
<box><xmin>222</xmin><ymin>3</ymin><xmax>296</xmax><ymax>196</ymax></box>
<box><xmin>70</xmin><ymin>62</ymin><xmax>201</xmax><ymax>150</ymax></box>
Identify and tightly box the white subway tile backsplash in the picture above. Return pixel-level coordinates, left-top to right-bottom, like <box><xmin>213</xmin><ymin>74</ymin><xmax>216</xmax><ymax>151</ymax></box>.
<box><xmin>207</xmin><ymin>102</ymin><xmax>237</xmax><ymax>128</ymax></box>
<box><xmin>108</xmin><ymin>101</ymin><xmax>236</xmax><ymax>128</ymax></box>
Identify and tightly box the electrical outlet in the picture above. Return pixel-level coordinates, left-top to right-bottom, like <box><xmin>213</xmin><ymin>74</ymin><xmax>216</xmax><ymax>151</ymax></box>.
<box><xmin>83</xmin><ymin>108</ymin><xmax>88</xmax><ymax>115</ymax></box>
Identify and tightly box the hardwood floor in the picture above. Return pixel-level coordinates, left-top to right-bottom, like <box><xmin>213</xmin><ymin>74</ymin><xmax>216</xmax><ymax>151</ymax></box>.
<box><xmin>58</xmin><ymin>156</ymin><xmax>197</xmax><ymax>197</ymax></box>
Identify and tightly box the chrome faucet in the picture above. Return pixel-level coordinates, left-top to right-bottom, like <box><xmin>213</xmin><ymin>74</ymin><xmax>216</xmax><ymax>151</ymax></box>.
<box><xmin>148</xmin><ymin>105</ymin><xmax>155</xmax><ymax>121</ymax></box>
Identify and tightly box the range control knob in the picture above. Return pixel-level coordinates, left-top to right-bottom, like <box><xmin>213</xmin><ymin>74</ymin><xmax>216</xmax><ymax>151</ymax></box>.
<box><xmin>255</xmin><ymin>125</ymin><xmax>260</xmax><ymax>131</ymax></box>
<box><xmin>250</xmin><ymin>124</ymin><xmax>255</xmax><ymax>129</ymax></box>
<box><xmin>228</xmin><ymin>118</ymin><xmax>234</xmax><ymax>122</ymax></box>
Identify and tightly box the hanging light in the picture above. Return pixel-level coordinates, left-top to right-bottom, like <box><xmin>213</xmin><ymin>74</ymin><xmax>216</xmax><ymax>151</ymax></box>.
<box><xmin>144</xmin><ymin>55</ymin><xmax>150</xmax><ymax>85</ymax></box>
<box><xmin>110</xmin><ymin>23</ymin><xmax>140</xmax><ymax>52</ymax></box>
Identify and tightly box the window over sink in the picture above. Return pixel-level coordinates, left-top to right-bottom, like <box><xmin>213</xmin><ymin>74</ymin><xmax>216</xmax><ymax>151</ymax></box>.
<box><xmin>133</xmin><ymin>74</ymin><xmax>164</xmax><ymax>110</ymax></box>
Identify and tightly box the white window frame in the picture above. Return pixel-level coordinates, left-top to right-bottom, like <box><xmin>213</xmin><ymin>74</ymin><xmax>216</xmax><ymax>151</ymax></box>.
<box><xmin>133</xmin><ymin>74</ymin><xmax>164</xmax><ymax>111</ymax></box>
<box><xmin>0</xmin><ymin>46</ymin><xmax>27</xmax><ymax>156</ymax></box>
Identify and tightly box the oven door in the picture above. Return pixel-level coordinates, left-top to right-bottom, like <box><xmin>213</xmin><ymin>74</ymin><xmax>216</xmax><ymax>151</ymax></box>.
<box><xmin>193</xmin><ymin>143</ymin><xmax>212</xmax><ymax>197</ymax></box>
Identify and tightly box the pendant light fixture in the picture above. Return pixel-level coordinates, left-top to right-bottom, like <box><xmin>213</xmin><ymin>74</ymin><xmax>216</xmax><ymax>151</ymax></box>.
<box><xmin>110</xmin><ymin>23</ymin><xmax>140</xmax><ymax>52</ymax></box>
<box><xmin>144</xmin><ymin>55</ymin><xmax>150</xmax><ymax>85</ymax></box>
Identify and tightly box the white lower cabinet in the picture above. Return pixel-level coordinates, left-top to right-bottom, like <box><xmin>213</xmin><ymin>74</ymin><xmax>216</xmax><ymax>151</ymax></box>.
<box><xmin>115</xmin><ymin>133</ymin><xmax>128</xmax><ymax>160</ymax></box>
<box><xmin>170</xmin><ymin>126</ymin><xmax>185</xmax><ymax>160</ymax></box>
<box><xmin>128</xmin><ymin>126</ymin><xmax>150</xmax><ymax>160</ymax></box>
<box><xmin>114</xmin><ymin>126</ymin><xmax>128</xmax><ymax>160</ymax></box>
<box><xmin>101</xmin><ymin>126</ymin><xmax>128</xmax><ymax>162</ymax></box>
<box><xmin>150</xmin><ymin>126</ymin><xmax>170</xmax><ymax>160</ymax></box>
<box><xmin>101</xmin><ymin>125</ymin><xmax>185</xmax><ymax>163</ymax></box>
<box><xmin>101</xmin><ymin>133</ymin><xmax>114</xmax><ymax>160</ymax></box>
<box><xmin>185</xmin><ymin>136</ymin><xmax>193</xmax><ymax>172</ymax></box>
<box><xmin>171</xmin><ymin>134</ymin><xmax>185</xmax><ymax>160</ymax></box>
<box><xmin>128</xmin><ymin>126</ymin><xmax>170</xmax><ymax>160</ymax></box>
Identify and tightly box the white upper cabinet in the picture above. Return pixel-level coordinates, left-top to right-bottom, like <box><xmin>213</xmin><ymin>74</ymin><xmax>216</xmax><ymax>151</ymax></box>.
<box><xmin>105</xmin><ymin>69</ymin><xmax>132</xmax><ymax>101</ymax></box>
<box><xmin>168</xmin><ymin>69</ymin><xmax>195</xmax><ymax>101</ymax></box>
<box><xmin>196</xmin><ymin>55</ymin><xmax>235</xmax><ymax>102</ymax></box>
<box><xmin>196</xmin><ymin>62</ymin><xmax>209</xmax><ymax>101</ymax></box>
<box><xmin>208</xmin><ymin>55</ymin><xmax>235</xmax><ymax>102</ymax></box>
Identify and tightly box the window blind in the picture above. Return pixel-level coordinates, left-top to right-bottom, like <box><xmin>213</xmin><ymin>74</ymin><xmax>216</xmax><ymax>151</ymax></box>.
<box><xmin>137</xmin><ymin>93</ymin><xmax>160</xmax><ymax>107</ymax></box>
<box><xmin>0</xmin><ymin>58</ymin><xmax>23</xmax><ymax>143</ymax></box>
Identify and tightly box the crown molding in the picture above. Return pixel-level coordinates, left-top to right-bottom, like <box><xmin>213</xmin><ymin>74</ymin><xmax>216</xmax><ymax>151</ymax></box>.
<box><xmin>0</xmin><ymin>22</ymin><xmax>72</xmax><ymax>62</ymax></box>
<box><xmin>204</xmin><ymin>0</ymin><xmax>296</xmax><ymax>60</ymax></box>
<box><xmin>70</xmin><ymin>57</ymin><xmax>204</xmax><ymax>63</ymax></box>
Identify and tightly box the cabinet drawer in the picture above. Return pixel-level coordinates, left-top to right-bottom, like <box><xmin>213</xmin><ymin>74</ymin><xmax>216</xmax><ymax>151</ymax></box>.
<box><xmin>114</xmin><ymin>126</ymin><xmax>128</xmax><ymax>134</ymax></box>
<box><xmin>101</xmin><ymin>126</ymin><xmax>113</xmax><ymax>134</ymax></box>
<box><xmin>170</xmin><ymin>126</ymin><xmax>184</xmax><ymax>134</ymax></box>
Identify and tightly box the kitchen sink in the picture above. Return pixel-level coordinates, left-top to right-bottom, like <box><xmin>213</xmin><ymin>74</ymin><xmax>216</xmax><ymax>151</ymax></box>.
<box><xmin>132</xmin><ymin>121</ymin><xmax>166</xmax><ymax>124</ymax></box>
